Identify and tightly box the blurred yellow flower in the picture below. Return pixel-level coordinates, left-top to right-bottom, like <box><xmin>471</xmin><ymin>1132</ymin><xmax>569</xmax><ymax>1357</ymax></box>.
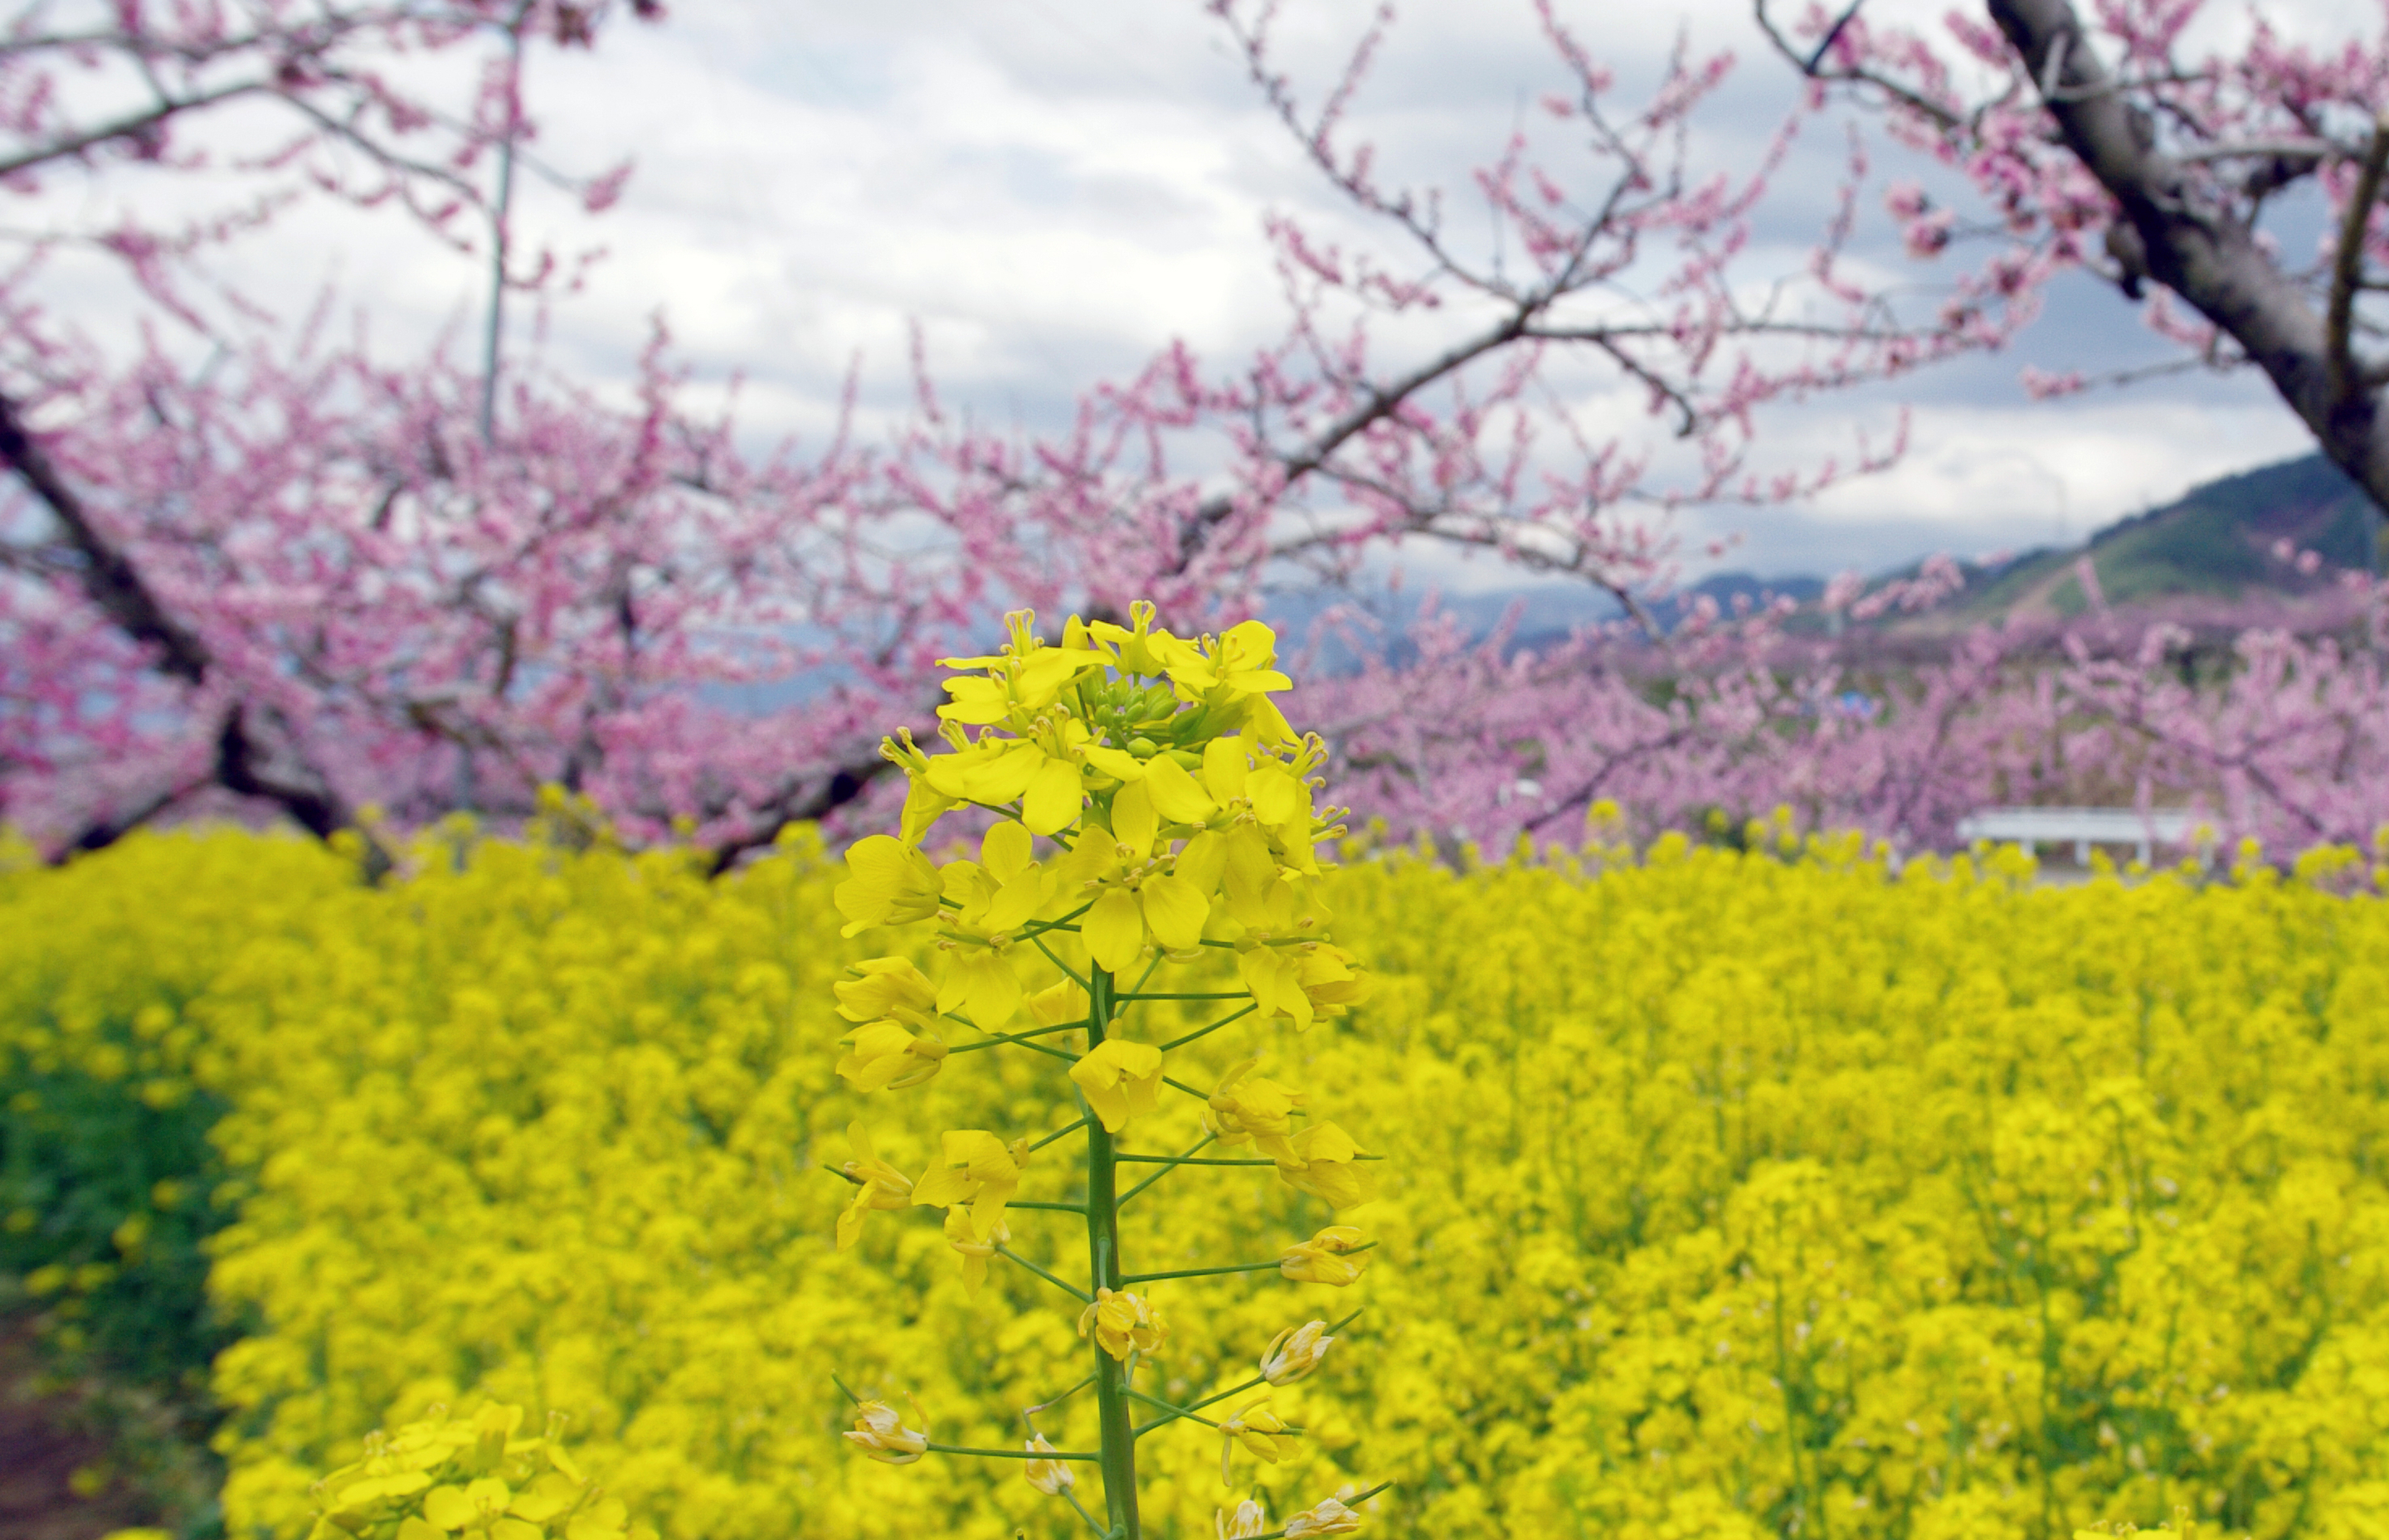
<box><xmin>1283</xmin><ymin>1496</ymin><xmax>1363</xmax><ymax>1536</ymax></box>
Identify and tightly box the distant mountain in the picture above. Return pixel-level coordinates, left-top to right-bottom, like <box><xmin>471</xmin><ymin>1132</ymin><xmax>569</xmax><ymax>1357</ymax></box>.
<box><xmin>1255</xmin><ymin>455</ymin><xmax>2383</xmax><ymax>671</ymax></box>
<box><xmin>1938</xmin><ymin>454</ymin><xmax>2376</xmax><ymax>624</ymax></box>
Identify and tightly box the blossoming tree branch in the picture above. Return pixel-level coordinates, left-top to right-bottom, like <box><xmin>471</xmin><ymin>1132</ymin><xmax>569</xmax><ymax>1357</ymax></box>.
<box><xmin>825</xmin><ymin>606</ymin><xmax>1383</xmax><ymax>1540</ymax></box>
<box><xmin>1</xmin><ymin>0</ymin><xmax>2386</xmax><ymax>864</ymax></box>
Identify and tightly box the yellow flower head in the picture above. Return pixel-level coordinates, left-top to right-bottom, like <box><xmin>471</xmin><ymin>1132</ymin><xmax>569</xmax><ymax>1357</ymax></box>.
<box><xmin>1283</xmin><ymin>1497</ymin><xmax>1364</xmax><ymax>1537</ymax></box>
<box><xmin>1077</xmin><ymin>1286</ymin><xmax>1166</xmax><ymax>1362</ymax></box>
<box><xmin>1275</xmin><ymin>1123</ymin><xmax>1378</xmax><ymax>1211</ymax></box>
<box><xmin>1260</xmin><ymin>1319</ymin><xmax>1336</xmax><ymax>1385</ymax></box>
<box><xmin>1205</xmin><ymin>1057</ymin><xmax>1305</xmax><ymax>1163</ymax></box>
<box><xmin>910</xmin><ymin>1129</ymin><xmax>1031</xmax><ymax>1244</ymax></box>
<box><xmin>1068</xmin><ymin>1038</ymin><xmax>1165</xmax><ymax>1133</ymax></box>
<box><xmin>1216</xmin><ymin>1392</ymin><xmax>1294</xmax><ymax>1484</ymax></box>
<box><xmin>836</xmin><ymin>1123</ymin><xmax>915</xmax><ymax>1251</ymax></box>
<box><xmin>1021</xmin><ymin>1434</ymin><xmax>1075</xmax><ymax>1496</ymax></box>
<box><xmin>834</xmin><ymin>836</ymin><xmax>942</xmax><ymax>936</ymax></box>
<box><xmin>941</xmin><ymin>1206</ymin><xmax>1006</xmax><ymax>1297</ymax></box>
<box><xmin>842</xmin><ymin>1397</ymin><xmax>929</xmax><ymax>1465</ymax></box>
<box><xmin>1279</xmin><ymin>1226</ymin><xmax>1371</xmax><ymax>1287</ymax></box>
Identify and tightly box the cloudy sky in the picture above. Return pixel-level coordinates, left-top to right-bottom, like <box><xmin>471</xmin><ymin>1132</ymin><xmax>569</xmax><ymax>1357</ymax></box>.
<box><xmin>38</xmin><ymin>0</ymin><xmax>2362</xmax><ymax>585</ymax></box>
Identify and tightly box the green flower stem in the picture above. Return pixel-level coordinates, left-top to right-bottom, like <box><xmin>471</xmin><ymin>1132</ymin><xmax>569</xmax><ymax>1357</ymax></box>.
<box><xmin>1158</xmin><ymin>1003</ymin><xmax>1258</xmax><ymax>1052</ymax></box>
<box><xmin>947</xmin><ymin>1021</ymin><xmax>1082</xmax><ymax>1056</ymax></box>
<box><xmin>1115</xmin><ymin>1154</ymin><xmax>1281</xmax><ymax>1167</ymax></box>
<box><xmin>1124</xmin><ymin>1387</ymin><xmax>1219</xmax><ymax>1430</ymax></box>
<box><xmin>923</xmin><ymin>1442</ymin><xmax>1101</xmax><ymax>1462</ymax></box>
<box><xmin>1130</xmin><ymin>1374</ymin><xmax>1265</xmax><ymax>1437</ymax></box>
<box><xmin>1117</xmin><ymin>991</ymin><xmax>1248</xmax><ymax>1002</ymax></box>
<box><xmin>1160</xmin><ymin>1075</ymin><xmax>1212</xmax><ymax>1101</ymax></box>
<box><xmin>1016</xmin><ymin>899</ymin><xmax>1098</xmax><ymax>937</ymax></box>
<box><xmin>1121</xmin><ymin>1258</ymin><xmax>1286</xmax><ymax>1285</ymax></box>
<box><xmin>1024</xmin><ymin>1374</ymin><xmax>1097</xmax><ymax>1416</ymax></box>
<box><xmin>1060</xmin><ymin>1488</ymin><xmax>1111</xmax><ymax>1538</ymax></box>
<box><xmin>1084</xmin><ymin>964</ymin><xmax>1142</xmax><ymax>1540</ymax></box>
<box><xmin>1006</xmin><ymin>1199</ymin><xmax>1087</xmax><ymax>1213</ymax></box>
<box><xmin>1116</xmin><ymin>1133</ymin><xmax>1216</xmax><ymax>1208</ymax></box>
<box><xmin>1029</xmin><ymin>1116</ymin><xmax>1092</xmax><ymax>1153</ymax></box>
<box><xmin>997</xmin><ymin>1245</ymin><xmax>1093</xmax><ymax>1304</ymax></box>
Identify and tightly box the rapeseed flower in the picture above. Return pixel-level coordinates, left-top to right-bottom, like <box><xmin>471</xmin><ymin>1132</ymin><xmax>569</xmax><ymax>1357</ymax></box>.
<box><xmin>834</xmin><ymin>1019</ymin><xmax>947</xmax><ymax>1092</ymax></box>
<box><xmin>835</xmin><ymin>1124</ymin><xmax>914</xmax><ymax>1250</ymax></box>
<box><xmin>1068</xmin><ymin>1038</ymin><xmax>1165</xmax><ymax>1133</ymax></box>
<box><xmin>941</xmin><ymin>1207</ymin><xmax>1005</xmax><ymax>1297</ymax></box>
<box><xmin>1216</xmin><ymin>1393</ymin><xmax>1294</xmax><ymax>1484</ymax></box>
<box><xmin>1020</xmin><ymin>1435</ymin><xmax>1074</xmax><ymax>1496</ymax></box>
<box><xmin>1282</xmin><ymin>1497</ymin><xmax>1362</xmax><ymax>1536</ymax></box>
<box><xmin>834</xmin><ymin>836</ymin><xmax>941</xmax><ymax>935</ymax></box>
<box><xmin>1259</xmin><ymin>1320</ymin><xmax>1335</xmax><ymax>1385</ymax></box>
<box><xmin>1216</xmin><ymin>1499</ymin><xmax>1268</xmax><ymax>1539</ymax></box>
<box><xmin>1274</xmin><ymin>1124</ymin><xmax>1376</xmax><ymax>1210</ymax></box>
<box><xmin>1078</xmin><ymin>1288</ymin><xmax>1166</xmax><ymax>1362</ymax></box>
<box><xmin>843</xmin><ymin>1399</ymin><xmax>929</xmax><ymax>1465</ymax></box>
<box><xmin>1278</xmin><ymin>1227</ymin><xmax>1370</xmax><ymax>1287</ymax></box>
<box><xmin>910</xmin><ymin>1130</ymin><xmax>1030</xmax><ymax>1244</ymax></box>
<box><xmin>1204</xmin><ymin>1058</ymin><xmax>1304</xmax><ymax>1164</ymax></box>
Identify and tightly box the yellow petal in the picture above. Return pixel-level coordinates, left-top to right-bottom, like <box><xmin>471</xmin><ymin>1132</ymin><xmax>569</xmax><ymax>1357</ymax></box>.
<box><xmin>1139</xmin><ymin>873</ymin><xmax>1209</xmax><ymax>951</ymax></box>
<box><xmin>423</xmin><ymin>1488</ymin><xmax>474</xmax><ymax>1531</ymax></box>
<box><xmin>1070</xmin><ymin>1066</ymin><xmax>1132</xmax><ymax>1133</ymax></box>
<box><xmin>1248</xmin><ymin>763</ymin><xmax>1303</xmax><ymax>826</ymax></box>
<box><xmin>1083</xmin><ymin>889</ymin><xmax>1145</xmax><ymax>974</ymax></box>
<box><xmin>954</xmin><ymin>950</ymin><xmax>1022</xmax><ymax>1028</ymax></box>
<box><xmin>1202</xmin><ymin>736</ymin><xmax>1249</xmax><ymax>801</ymax></box>
<box><xmin>982</xmin><ymin>821</ymin><xmax>1034</xmax><ymax>883</ymax></box>
<box><xmin>1080</xmin><ymin>745</ymin><xmax>1146</xmax><ymax>782</ymax></box>
<box><xmin>1111</xmin><ymin>780</ymin><xmax>1159</xmax><ymax>855</ymax></box>
<box><xmin>1022</xmin><ymin>759</ymin><xmax>1085</xmax><ymax>835</ymax></box>
<box><xmin>397</xmin><ymin>1519</ymin><xmax>445</xmax><ymax>1540</ymax></box>
<box><xmin>1176</xmin><ymin>829</ymin><xmax>1229</xmax><ymax>898</ymax></box>
<box><xmin>1141</xmin><ymin>754</ymin><xmax>1218</xmax><ymax>823</ymax></box>
<box><xmin>961</xmin><ymin>742</ymin><xmax>1044</xmax><ymax>804</ymax></box>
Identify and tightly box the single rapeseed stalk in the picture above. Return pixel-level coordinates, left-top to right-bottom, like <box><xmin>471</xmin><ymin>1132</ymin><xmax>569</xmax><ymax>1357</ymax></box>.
<box><xmin>826</xmin><ymin>603</ymin><xmax>1390</xmax><ymax>1539</ymax></box>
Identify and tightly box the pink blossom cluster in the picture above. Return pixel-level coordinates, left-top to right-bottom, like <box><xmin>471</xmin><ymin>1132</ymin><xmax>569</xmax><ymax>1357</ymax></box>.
<box><xmin>3</xmin><ymin>0</ymin><xmax>2387</xmax><ymax>867</ymax></box>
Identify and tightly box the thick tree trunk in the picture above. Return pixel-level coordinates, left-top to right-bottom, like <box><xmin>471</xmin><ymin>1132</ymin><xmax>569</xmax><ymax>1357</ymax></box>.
<box><xmin>1987</xmin><ymin>0</ymin><xmax>2389</xmax><ymax>517</ymax></box>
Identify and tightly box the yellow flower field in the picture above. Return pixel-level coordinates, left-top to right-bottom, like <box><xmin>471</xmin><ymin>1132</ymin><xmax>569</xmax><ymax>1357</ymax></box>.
<box><xmin>7</xmin><ymin>824</ymin><xmax>2389</xmax><ymax>1540</ymax></box>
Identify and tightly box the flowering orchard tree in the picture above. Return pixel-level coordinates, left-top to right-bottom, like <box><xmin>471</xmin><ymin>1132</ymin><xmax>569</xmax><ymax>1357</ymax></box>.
<box><xmin>1</xmin><ymin>0</ymin><xmax>2385</xmax><ymax>867</ymax></box>
<box><xmin>1762</xmin><ymin>0</ymin><xmax>2389</xmax><ymax>517</ymax></box>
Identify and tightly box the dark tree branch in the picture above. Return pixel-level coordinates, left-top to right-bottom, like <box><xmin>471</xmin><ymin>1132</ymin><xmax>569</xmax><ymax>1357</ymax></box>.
<box><xmin>1985</xmin><ymin>0</ymin><xmax>2389</xmax><ymax>516</ymax></box>
<box><xmin>0</xmin><ymin>389</ymin><xmax>211</xmax><ymax>683</ymax></box>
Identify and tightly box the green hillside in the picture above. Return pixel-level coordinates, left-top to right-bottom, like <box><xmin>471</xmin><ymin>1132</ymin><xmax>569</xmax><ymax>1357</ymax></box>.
<box><xmin>1945</xmin><ymin>454</ymin><xmax>2378</xmax><ymax>621</ymax></box>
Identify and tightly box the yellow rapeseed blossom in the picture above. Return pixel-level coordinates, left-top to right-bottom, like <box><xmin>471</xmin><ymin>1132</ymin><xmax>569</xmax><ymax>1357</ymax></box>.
<box><xmin>1078</xmin><ymin>1288</ymin><xmax>1167</xmax><ymax>1362</ymax></box>
<box><xmin>1021</xmin><ymin>1435</ymin><xmax>1074</xmax><ymax>1496</ymax></box>
<box><xmin>909</xmin><ymin>1130</ymin><xmax>1030</xmax><ymax>1244</ymax></box>
<box><xmin>1217</xmin><ymin>1392</ymin><xmax>1296</xmax><ymax>1484</ymax></box>
<box><xmin>1068</xmin><ymin>1038</ymin><xmax>1165</xmax><ymax>1133</ymax></box>
<box><xmin>1279</xmin><ymin>1227</ymin><xmax>1371</xmax><ymax>1287</ymax></box>
<box><xmin>844</xmin><ymin>1400</ymin><xmax>930</xmax><ymax>1465</ymax></box>
<box><xmin>1260</xmin><ymin>1320</ymin><xmax>1336</xmax><ymax>1385</ymax></box>
<box><xmin>835</xmin><ymin>1123</ymin><xmax>914</xmax><ymax>1251</ymax></box>
<box><xmin>1283</xmin><ymin>1496</ymin><xmax>1364</xmax><ymax>1536</ymax></box>
<box><xmin>24</xmin><ymin>792</ymin><xmax>2389</xmax><ymax>1537</ymax></box>
<box><xmin>1217</xmin><ymin>1499</ymin><xmax>1269</xmax><ymax>1539</ymax></box>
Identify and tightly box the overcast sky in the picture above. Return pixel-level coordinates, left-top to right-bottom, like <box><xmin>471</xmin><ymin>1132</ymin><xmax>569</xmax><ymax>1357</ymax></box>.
<box><xmin>44</xmin><ymin>0</ymin><xmax>2363</xmax><ymax>585</ymax></box>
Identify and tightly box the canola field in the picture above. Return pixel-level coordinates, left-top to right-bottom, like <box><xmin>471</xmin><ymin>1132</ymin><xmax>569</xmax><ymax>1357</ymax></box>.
<box><xmin>7</xmin><ymin>825</ymin><xmax>2389</xmax><ymax>1540</ymax></box>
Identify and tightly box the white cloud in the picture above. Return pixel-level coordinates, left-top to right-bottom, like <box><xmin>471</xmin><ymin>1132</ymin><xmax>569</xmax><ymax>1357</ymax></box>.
<box><xmin>12</xmin><ymin>0</ymin><xmax>2373</xmax><ymax>573</ymax></box>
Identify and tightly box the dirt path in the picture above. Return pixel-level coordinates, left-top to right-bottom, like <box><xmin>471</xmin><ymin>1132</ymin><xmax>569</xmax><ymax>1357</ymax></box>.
<box><xmin>0</xmin><ymin>1319</ymin><xmax>161</xmax><ymax>1540</ymax></box>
